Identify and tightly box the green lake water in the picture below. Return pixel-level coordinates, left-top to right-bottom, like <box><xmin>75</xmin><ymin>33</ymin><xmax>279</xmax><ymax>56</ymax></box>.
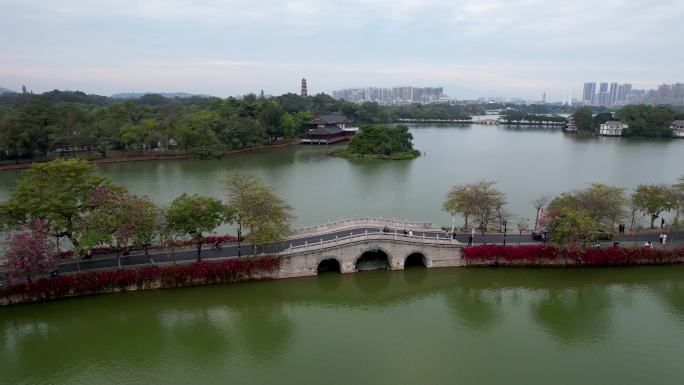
<box><xmin>2</xmin><ymin>126</ymin><xmax>684</xmax><ymax>384</ymax></box>
<box><xmin>2</xmin><ymin>266</ymin><xmax>684</xmax><ymax>385</ymax></box>
<box><xmin>1</xmin><ymin>125</ymin><xmax>683</xmax><ymax>228</ymax></box>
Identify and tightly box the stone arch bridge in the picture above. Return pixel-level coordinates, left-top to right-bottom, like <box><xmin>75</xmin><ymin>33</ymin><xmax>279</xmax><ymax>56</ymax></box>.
<box><xmin>278</xmin><ymin>231</ymin><xmax>464</xmax><ymax>278</ymax></box>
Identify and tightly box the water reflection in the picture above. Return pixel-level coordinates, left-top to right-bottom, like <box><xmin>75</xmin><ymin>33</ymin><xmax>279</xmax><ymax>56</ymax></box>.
<box><xmin>445</xmin><ymin>288</ymin><xmax>502</xmax><ymax>331</ymax></box>
<box><xmin>530</xmin><ymin>286</ymin><xmax>612</xmax><ymax>344</ymax></box>
<box><xmin>651</xmin><ymin>281</ymin><xmax>684</xmax><ymax>323</ymax></box>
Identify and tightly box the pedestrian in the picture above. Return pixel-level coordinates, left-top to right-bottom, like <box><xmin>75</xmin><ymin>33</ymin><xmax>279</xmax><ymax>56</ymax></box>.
<box><xmin>663</xmin><ymin>233</ymin><xmax>668</xmax><ymax>245</ymax></box>
<box><xmin>659</xmin><ymin>233</ymin><xmax>664</xmax><ymax>244</ymax></box>
<box><xmin>661</xmin><ymin>218</ymin><xmax>665</xmax><ymax>228</ymax></box>
<box><xmin>409</xmin><ymin>229</ymin><xmax>413</xmax><ymax>237</ymax></box>
<box><xmin>444</xmin><ymin>230</ymin><xmax>449</xmax><ymax>238</ymax></box>
<box><xmin>467</xmin><ymin>234</ymin><xmax>473</xmax><ymax>247</ymax></box>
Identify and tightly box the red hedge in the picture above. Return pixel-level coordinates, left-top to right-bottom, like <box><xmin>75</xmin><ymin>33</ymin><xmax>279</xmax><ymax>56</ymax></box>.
<box><xmin>1</xmin><ymin>256</ymin><xmax>279</xmax><ymax>304</ymax></box>
<box><xmin>463</xmin><ymin>244</ymin><xmax>684</xmax><ymax>265</ymax></box>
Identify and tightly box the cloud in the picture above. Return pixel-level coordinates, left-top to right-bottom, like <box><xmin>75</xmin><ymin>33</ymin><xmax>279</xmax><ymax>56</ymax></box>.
<box><xmin>0</xmin><ymin>0</ymin><xmax>682</xmax><ymax>99</ymax></box>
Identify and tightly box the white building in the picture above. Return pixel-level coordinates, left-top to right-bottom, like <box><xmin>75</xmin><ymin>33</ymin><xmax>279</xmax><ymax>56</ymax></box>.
<box><xmin>671</xmin><ymin>120</ymin><xmax>684</xmax><ymax>138</ymax></box>
<box><xmin>599</xmin><ymin>121</ymin><xmax>628</xmax><ymax>136</ymax></box>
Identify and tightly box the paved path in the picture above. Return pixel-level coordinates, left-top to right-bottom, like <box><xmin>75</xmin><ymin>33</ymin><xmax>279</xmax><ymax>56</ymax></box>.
<box><xmin>0</xmin><ymin>226</ymin><xmax>681</xmax><ymax>282</ymax></box>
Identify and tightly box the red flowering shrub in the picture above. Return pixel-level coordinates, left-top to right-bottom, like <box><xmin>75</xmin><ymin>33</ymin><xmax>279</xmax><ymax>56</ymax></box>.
<box><xmin>464</xmin><ymin>244</ymin><xmax>684</xmax><ymax>266</ymax></box>
<box><xmin>1</xmin><ymin>256</ymin><xmax>279</xmax><ymax>304</ymax></box>
<box><xmin>2</xmin><ymin>219</ymin><xmax>59</xmax><ymax>284</ymax></box>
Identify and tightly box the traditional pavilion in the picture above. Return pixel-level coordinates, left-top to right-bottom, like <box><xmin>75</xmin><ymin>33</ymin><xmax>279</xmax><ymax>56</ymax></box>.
<box><xmin>301</xmin><ymin>115</ymin><xmax>359</xmax><ymax>144</ymax></box>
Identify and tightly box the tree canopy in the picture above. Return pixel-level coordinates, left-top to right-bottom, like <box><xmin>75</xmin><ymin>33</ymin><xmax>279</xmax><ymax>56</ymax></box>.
<box><xmin>165</xmin><ymin>193</ymin><xmax>229</xmax><ymax>260</ymax></box>
<box><xmin>224</xmin><ymin>171</ymin><xmax>293</xmax><ymax>248</ymax></box>
<box><xmin>337</xmin><ymin>124</ymin><xmax>421</xmax><ymax>159</ymax></box>
<box><xmin>0</xmin><ymin>158</ymin><xmax>107</xmax><ymax>246</ymax></box>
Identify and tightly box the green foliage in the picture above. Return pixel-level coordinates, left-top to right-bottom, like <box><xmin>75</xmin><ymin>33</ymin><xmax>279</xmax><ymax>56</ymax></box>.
<box><xmin>573</xmin><ymin>107</ymin><xmax>594</xmax><ymax>131</ymax></box>
<box><xmin>501</xmin><ymin>111</ymin><xmax>567</xmax><ymax>125</ymax></box>
<box><xmin>0</xmin><ymin>159</ymin><xmax>107</xmax><ymax>246</ymax></box>
<box><xmin>548</xmin><ymin>183</ymin><xmax>626</xmax><ymax>230</ymax></box>
<box><xmin>593</xmin><ymin>112</ymin><xmax>613</xmax><ymax>127</ymax></box>
<box><xmin>615</xmin><ymin>105</ymin><xmax>675</xmax><ymax>137</ymax></box>
<box><xmin>342</xmin><ymin>124</ymin><xmax>420</xmax><ymax>159</ymax></box>
<box><xmin>224</xmin><ymin>171</ymin><xmax>292</xmax><ymax>248</ymax></box>
<box><xmin>631</xmin><ymin>184</ymin><xmax>678</xmax><ymax>228</ymax></box>
<box><xmin>545</xmin><ymin>207</ymin><xmax>596</xmax><ymax>247</ymax></box>
<box><xmin>442</xmin><ymin>180</ymin><xmax>507</xmax><ymax>231</ymax></box>
<box><xmin>165</xmin><ymin>193</ymin><xmax>229</xmax><ymax>260</ymax></box>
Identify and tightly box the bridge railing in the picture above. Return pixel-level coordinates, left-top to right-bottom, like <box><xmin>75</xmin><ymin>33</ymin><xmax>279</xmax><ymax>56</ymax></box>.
<box><xmin>284</xmin><ymin>229</ymin><xmax>460</xmax><ymax>254</ymax></box>
<box><xmin>290</xmin><ymin>217</ymin><xmax>436</xmax><ymax>237</ymax></box>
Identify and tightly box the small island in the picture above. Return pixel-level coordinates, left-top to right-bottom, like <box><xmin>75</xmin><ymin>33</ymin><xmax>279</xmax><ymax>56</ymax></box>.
<box><xmin>329</xmin><ymin>124</ymin><xmax>421</xmax><ymax>160</ymax></box>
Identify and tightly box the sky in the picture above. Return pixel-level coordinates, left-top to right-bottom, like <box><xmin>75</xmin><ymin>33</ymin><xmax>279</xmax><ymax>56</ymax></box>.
<box><xmin>1</xmin><ymin>0</ymin><xmax>683</xmax><ymax>101</ymax></box>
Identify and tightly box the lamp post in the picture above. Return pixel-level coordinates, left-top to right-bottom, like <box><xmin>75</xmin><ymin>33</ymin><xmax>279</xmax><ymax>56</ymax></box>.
<box><xmin>237</xmin><ymin>220</ymin><xmax>242</xmax><ymax>258</ymax></box>
<box><xmin>503</xmin><ymin>220</ymin><xmax>508</xmax><ymax>246</ymax></box>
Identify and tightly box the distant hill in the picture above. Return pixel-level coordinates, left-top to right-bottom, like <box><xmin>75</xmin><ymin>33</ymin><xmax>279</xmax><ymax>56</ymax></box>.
<box><xmin>0</xmin><ymin>87</ymin><xmax>16</xmax><ymax>94</ymax></box>
<box><xmin>111</xmin><ymin>92</ymin><xmax>214</xmax><ymax>99</ymax></box>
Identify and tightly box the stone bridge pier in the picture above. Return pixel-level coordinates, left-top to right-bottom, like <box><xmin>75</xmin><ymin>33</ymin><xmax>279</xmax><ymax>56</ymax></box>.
<box><xmin>277</xmin><ymin>232</ymin><xmax>465</xmax><ymax>278</ymax></box>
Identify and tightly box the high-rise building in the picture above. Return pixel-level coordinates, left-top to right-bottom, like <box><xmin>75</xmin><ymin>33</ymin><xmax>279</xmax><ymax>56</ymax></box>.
<box><xmin>609</xmin><ymin>82</ymin><xmax>619</xmax><ymax>104</ymax></box>
<box><xmin>582</xmin><ymin>82</ymin><xmax>596</xmax><ymax>104</ymax></box>
<box><xmin>300</xmin><ymin>78</ymin><xmax>308</xmax><ymax>97</ymax></box>
<box><xmin>617</xmin><ymin>84</ymin><xmax>632</xmax><ymax>102</ymax></box>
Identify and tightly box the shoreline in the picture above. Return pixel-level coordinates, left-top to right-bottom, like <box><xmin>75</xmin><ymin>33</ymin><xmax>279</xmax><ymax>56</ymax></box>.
<box><xmin>0</xmin><ymin>140</ymin><xmax>300</xmax><ymax>171</ymax></box>
<box><xmin>3</xmin><ymin>245</ymin><xmax>683</xmax><ymax>306</ymax></box>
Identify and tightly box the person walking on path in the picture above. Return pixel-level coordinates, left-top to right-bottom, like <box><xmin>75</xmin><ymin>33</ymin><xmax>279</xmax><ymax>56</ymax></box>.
<box><xmin>661</xmin><ymin>218</ymin><xmax>665</xmax><ymax>229</ymax></box>
<box><xmin>659</xmin><ymin>233</ymin><xmax>665</xmax><ymax>244</ymax></box>
<box><xmin>408</xmin><ymin>229</ymin><xmax>413</xmax><ymax>237</ymax></box>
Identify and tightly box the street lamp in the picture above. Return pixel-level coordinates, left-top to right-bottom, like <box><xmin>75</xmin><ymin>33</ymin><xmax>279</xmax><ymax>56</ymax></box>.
<box><xmin>237</xmin><ymin>220</ymin><xmax>242</xmax><ymax>258</ymax></box>
<box><xmin>503</xmin><ymin>220</ymin><xmax>508</xmax><ymax>246</ymax></box>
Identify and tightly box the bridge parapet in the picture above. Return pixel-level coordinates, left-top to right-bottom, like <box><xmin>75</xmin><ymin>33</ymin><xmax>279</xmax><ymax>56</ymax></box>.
<box><xmin>284</xmin><ymin>230</ymin><xmax>459</xmax><ymax>254</ymax></box>
<box><xmin>290</xmin><ymin>217</ymin><xmax>437</xmax><ymax>237</ymax></box>
<box><xmin>278</xmin><ymin>231</ymin><xmax>464</xmax><ymax>278</ymax></box>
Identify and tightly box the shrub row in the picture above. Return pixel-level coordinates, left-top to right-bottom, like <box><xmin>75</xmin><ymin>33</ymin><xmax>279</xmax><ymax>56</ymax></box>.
<box><xmin>1</xmin><ymin>256</ymin><xmax>279</xmax><ymax>305</ymax></box>
<box><xmin>463</xmin><ymin>245</ymin><xmax>684</xmax><ymax>266</ymax></box>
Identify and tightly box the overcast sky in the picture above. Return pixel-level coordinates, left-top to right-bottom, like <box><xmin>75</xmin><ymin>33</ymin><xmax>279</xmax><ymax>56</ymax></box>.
<box><xmin>1</xmin><ymin>0</ymin><xmax>683</xmax><ymax>100</ymax></box>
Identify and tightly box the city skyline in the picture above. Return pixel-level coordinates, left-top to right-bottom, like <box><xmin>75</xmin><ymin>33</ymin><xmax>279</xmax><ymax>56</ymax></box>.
<box><xmin>1</xmin><ymin>0</ymin><xmax>683</xmax><ymax>100</ymax></box>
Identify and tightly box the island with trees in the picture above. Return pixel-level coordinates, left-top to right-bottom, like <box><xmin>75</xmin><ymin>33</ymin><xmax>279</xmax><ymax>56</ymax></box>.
<box><xmin>572</xmin><ymin>104</ymin><xmax>684</xmax><ymax>138</ymax></box>
<box><xmin>328</xmin><ymin>124</ymin><xmax>421</xmax><ymax>160</ymax></box>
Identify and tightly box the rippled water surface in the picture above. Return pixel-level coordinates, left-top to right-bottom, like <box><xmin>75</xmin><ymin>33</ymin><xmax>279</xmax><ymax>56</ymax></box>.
<box><xmin>2</xmin><ymin>266</ymin><xmax>684</xmax><ymax>385</ymax></box>
<box><xmin>2</xmin><ymin>125</ymin><xmax>683</xmax><ymax>227</ymax></box>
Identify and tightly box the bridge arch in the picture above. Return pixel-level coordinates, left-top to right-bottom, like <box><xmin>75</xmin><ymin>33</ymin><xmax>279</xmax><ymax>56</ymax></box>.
<box><xmin>316</xmin><ymin>257</ymin><xmax>342</xmax><ymax>274</ymax></box>
<box><xmin>354</xmin><ymin>246</ymin><xmax>392</xmax><ymax>271</ymax></box>
<box><xmin>403</xmin><ymin>251</ymin><xmax>430</xmax><ymax>268</ymax></box>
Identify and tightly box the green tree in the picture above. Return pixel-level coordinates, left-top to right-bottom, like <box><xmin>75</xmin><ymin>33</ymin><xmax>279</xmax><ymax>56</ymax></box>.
<box><xmin>443</xmin><ymin>185</ymin><xmax>474</xmax><ymax>231</ymax></box>
<box><xmin>593</xmin><ymin>112</ymin><xmax>613</xmax><ymax>127</ymax></box>
<box><xmin>573</xmin><ymin>107</ymin><xmax>594</xmax><ymax>131</ymax></box>
<box><xmin>165</xmin><ymin>193</ymin><xmax>229</xmax><ymax>261</ymax></box>
<box><xmin>224</xmin><ymin>171</ymin><xmax>292</xmax><ymax>250</ymax></box>
<box><xmin>442</xmin><ymin>180</ymin><xmax>506</xmax><ymax>231</ymax></box>
<box><xmin>280</xmin><ymin>113</ymin><xmax>297</xmax><ymax>139</ymax></box>
<box><xmin>631</xmin><ymin>184</ymin><xmax>678</xmax><ymax>228</ymax></box>
<box><xmin>258</xmin><ymin>101</ymin><xmax>286</xmax><ymax>141</ymax></box>
<box><xmin>344</xmin><ymin>124</ymin><xmax>420</xmax><ymax>159</ymax></box>
<box><xmin>75</xmin><ymin>186</ymin><xmax>160</xmax><ymax>267</ymax></box>
<box><xmin>543</xmin><ymin>207</ymin><xmax>596</xmax><ymax>247</ymax></box>
<box><xmin>0</xmin><ymin>159</ymin><xmax>107</xmax><ymax>247</ymax></box>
